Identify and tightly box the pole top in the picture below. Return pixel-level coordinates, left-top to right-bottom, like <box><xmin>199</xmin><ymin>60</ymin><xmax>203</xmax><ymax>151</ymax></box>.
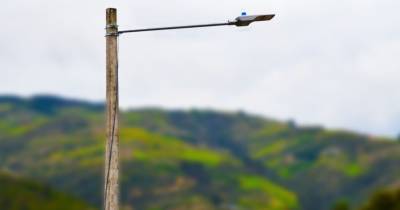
<box><xmin>106</xmin><ymin>8</ymin><xmax>118</xmax><ymax>36</ymax></box>
<box><xmin>106</xmin><ymin>8</ymin><xmax>117</xmax><ymax>25</ymax></box>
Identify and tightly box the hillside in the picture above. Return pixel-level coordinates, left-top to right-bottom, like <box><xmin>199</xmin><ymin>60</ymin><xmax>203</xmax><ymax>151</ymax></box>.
<box><xmin>0</xmin><ymin>95</ymin><xmax>399</xmax><ymax>210</ymax></box>
<box><xmin>0</xmin><ymin>171</ymin><xmax>95</xmax><ymax>210</ymax></box>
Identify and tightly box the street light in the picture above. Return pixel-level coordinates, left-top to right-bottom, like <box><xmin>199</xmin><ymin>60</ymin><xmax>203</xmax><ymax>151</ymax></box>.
<box><xmin>235</xmin><ymin>14</ymin><xmax>275</xmax><ymax>26</ymax></box>
<box><xmin>118</xmin><ymin>13</ymin><xmax>275</xmax><ymax>34</ymax></box>
<box><xmin>104</xmin><ymin>8</ymin><xmax>275</xmax><ymax>210</ymax></box>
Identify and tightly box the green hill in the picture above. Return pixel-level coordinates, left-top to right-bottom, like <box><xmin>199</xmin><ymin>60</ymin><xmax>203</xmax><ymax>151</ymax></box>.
<box><xmin>0</xmin><ymin>95</ymin><xmax>399</xmax><ymax>210</ymax></box>
<box><xmin>0</xmin><ymin>171</ymin><xmax>95</xmax><ymax>210</ymax></box>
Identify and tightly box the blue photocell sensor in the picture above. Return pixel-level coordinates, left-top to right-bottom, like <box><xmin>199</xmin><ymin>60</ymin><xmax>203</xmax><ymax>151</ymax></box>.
<box><xmin>241</xmin><ymin>12</ymin><xmax>247</xmax><ymax>16</ymax></box>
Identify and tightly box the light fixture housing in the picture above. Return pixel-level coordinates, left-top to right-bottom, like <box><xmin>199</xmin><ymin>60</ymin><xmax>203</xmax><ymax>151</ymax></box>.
<box><xmin>235</xmin><ymin>14</ymin><xmax>275</xmax><ymax>27</ymax></box>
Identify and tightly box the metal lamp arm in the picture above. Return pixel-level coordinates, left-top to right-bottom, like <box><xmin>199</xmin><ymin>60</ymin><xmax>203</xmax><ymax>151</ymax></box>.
<box><xmin>118</xmin><ymin>21</ymin><xmax>237</xmax><ymax>35</ymax></box>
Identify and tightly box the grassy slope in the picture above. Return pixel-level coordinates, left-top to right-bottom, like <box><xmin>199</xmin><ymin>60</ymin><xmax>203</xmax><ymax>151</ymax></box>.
<box><xmin>0</xmin><ymin>96</ymin><xmax>399</xmax><ymax>210</ymax></box>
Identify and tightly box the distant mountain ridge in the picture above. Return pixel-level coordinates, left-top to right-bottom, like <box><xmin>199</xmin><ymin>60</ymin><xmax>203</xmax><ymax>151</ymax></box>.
<box><xmin>0</xmin><ymin>95</ymin><xmax>399</xmax><ymax>210</ymax></box>
<box><xmin>0</xmin><ymin>95</ymin><xmax>104</xmax><ymax>114</ymax></box>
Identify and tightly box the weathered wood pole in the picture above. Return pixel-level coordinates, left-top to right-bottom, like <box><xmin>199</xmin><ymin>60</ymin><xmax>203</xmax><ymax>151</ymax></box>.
<box><xmin>105</xmin><ymin>8</ymin><xmax>119</xmax><ymax>210</ymax></box>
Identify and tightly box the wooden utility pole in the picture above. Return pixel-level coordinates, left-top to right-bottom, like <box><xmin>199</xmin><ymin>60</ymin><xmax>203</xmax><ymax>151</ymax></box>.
<box><xmin>105</xmin><ymin>8</ymin><xmax>119</xmax><ymax>210</ymax></box>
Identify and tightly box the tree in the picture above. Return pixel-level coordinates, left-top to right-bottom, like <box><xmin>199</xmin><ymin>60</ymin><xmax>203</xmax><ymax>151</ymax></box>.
<box><xmin>360</xmin><ymin>188</ymin><xmax>400</xmax><ymax>210</ymax></box>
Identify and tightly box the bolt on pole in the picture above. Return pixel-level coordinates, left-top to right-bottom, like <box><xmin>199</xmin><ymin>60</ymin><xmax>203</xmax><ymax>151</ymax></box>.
<box><xmin>105</xmin><ymin>8</ymin><xmax>119</xmax><ymax>210</ymax></box>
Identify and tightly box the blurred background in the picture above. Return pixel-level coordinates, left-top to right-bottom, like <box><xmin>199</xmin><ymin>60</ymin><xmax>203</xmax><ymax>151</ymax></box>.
<box><xmin>0</xmin><ymin>0</ymin><xmax>399</xmax><ymax>210</ymax></box>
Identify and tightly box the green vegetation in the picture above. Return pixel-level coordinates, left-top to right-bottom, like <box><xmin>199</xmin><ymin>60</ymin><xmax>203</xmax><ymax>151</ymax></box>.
<box><xmin>238</xmin><ymin>175</ymin><xmax>298</xmax><ymax>209</ymax></box>
<box><xmin>0</xmin><ymin>172</ymin><xmax>95</xmax><ymax>210</ymax></box>
<box><xmin>332</xmin><ymin>201</ymin><xmax>350</xmax><ymax>210</ymax></box>
<box><xmin>122</xmin><ymin>127</ymin><xmax>236</xmax><ymax>167</ymax></box>
<box><xmin>0</xmin><ymin>95</ymin><xmax>400</xmax><ymax>210</ymax></box>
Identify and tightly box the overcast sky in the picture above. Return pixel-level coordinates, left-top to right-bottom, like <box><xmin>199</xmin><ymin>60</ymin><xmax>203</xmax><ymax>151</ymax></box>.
<box><xmin>1</xmin><ymin>0</ymin><xmax>399</xmax><ymax>137</ymax></box>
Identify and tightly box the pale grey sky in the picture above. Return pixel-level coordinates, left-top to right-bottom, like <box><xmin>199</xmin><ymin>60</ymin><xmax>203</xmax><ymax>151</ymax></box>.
<box><xmin>1</xmin><ymin>0</ymin><xmax>399</xmax><ymax>137</ymax></box>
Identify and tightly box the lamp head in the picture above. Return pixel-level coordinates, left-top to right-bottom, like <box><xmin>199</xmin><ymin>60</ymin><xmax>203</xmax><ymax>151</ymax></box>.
<box><xmin>234</xmin><ymin>14</ymin><xmax>275</xmax><ymax>27</ymax></box>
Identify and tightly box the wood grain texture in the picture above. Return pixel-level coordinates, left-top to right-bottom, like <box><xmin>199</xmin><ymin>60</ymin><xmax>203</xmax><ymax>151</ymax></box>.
<box><xmin>105</xmin><ymin>8</ymin><xmax>119</xmax><ymax>210</ymax></box>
